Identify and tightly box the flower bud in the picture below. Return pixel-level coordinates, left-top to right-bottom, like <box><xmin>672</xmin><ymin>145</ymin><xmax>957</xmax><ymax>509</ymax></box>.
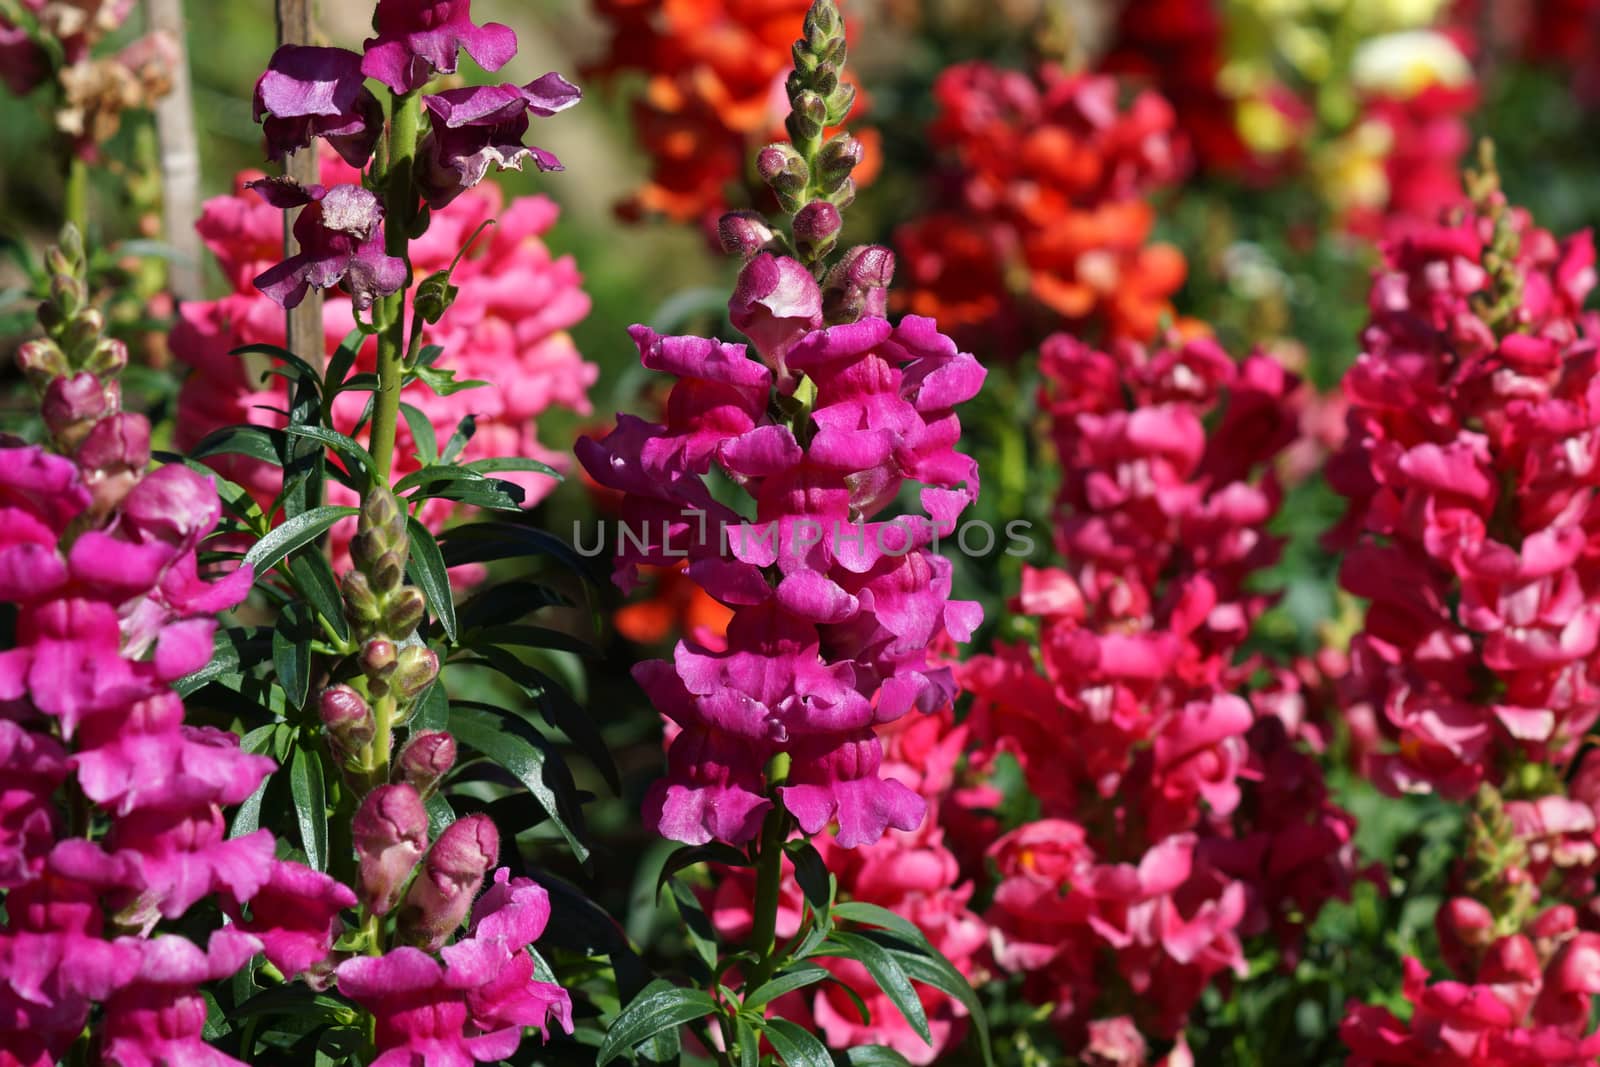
<box><xmin>1479</xmin><ymin>933</ymin><xmax>1540</xmax><ymax>985</ymax></box>
<box><xmin>370</xmin><ymin>550</ymin><xmax>406</xmax><ymax>599</ymax></box>
<box><xmin>354</xmin><ymin>487</ymin><xmax>407</xmax><ymax>566</ymax></box>
<box><xmin>1437</xmin><ymin>896</ymin><xmax>1494</xmax><ymax>978</ymax></box>
<box><xmin>815</xmin><ymin>134</ymin><xmax>862</xmax><ymax>193</ymax></box>
<box><xmin>414</xmin><ymin>270</ymin><xmax>459</xmax><ymax>325</ymax></box>
<box><xmin>397</xmin><ymin>814</ymin><xmax>499</xmax><ymax>951</ymax></box>
<box><xmin>361</xmin><ymin>638</ymin><xmax>398</xmax><ymax>679</ymax></box>
<box><xmin>319</xmin><ymin>684</ymin><xmax>376</xmax><ymax>758</ymax></box>
<box><xmin>393</xmin><ymin>645</ymin><xmax>440</xmax><ymax>702</ymax></box>
<box><xmin>42</xmin><ymin>372</ymin><xmax>113</xmax><ymax>450</ymax></box>
<box><xmin>757</xmin><ymin>144</ymin><xmax>809</xmax><ymax>201</ymax></box>
<box><xmin>16</xmin><ymin>339</ymin><xmax>68</xmax><ymax>387</ymax></box>
<box><xmin>84</xmin><ymin>337</ymin><xmax>128</xmax><ymax>379</ymax></box>
<box><xmin>48</xmin><ymin>273</ymin><xmax>87</xmax><ymax>322</ymax></box>
<box><xmin>785</xmin><ymin>91</ymin><xmax>827</xmax><ymax>146</ymax></box>
<box><xmin>793</xmin><ymin>201</ymin><xmax>842</xmax><ymax>263</ymax></box>
<box><xmin>717</xmin><ymin>211</ymin><xmax>776</xmax><ymax>260</ymax></box>
<box><xmin>342</xmin><ymin>570</ymin><xmax>383</xmax><ymax>627</ymax></box>
<box><xmin>60</xmin><ymin>310</ymin><xmax>106</xmax><ymax>363</ymax></box>
<box><xmin>397</xmin><ymin>731</ymin><xmax>456</xmax><ymax>795</ymax></box>
<box><xmin>353</xmin><ymin>784</ymin><xmax>429</xmax><ymax>915</ymax></box>
<box><xmin>822</xmin><ymin>244</ymin><xmax>895</xmax><ymax>323</ymax></box>
<box><xmin>383</xmin><ymin>586</ymin><xmax>426</xmax><ymax>639</ymax></box>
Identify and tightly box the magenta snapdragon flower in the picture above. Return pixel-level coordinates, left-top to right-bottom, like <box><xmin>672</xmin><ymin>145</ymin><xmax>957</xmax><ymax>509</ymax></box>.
<box><xmin>579</xmin><ymin>250</ymin><xmax>986</xmax><ymax>848</ymax></box>
<box><xmin>361</xmin><ymin>0</ymin><xmax>517</xmax><ymax>94</ymax></box>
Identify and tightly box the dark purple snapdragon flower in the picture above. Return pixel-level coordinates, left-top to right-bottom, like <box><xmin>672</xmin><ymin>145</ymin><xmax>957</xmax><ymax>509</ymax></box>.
<box><xmin>361</xmin><ymin>0</ymin><xmax>516</xmax><ymax>95</ymax></box>
<box><xmin>416</xmin><ymin>73</ymin><xmax>580</xmax><ymax>208</ymax></box>
<box><xmin>248</xmin><ymin>179</ymin><xmax>406</xmax><ymax>311</ymax></box>
<box><xmin>254</xmin><ymin>45</ymin><xmax>383</xmax><ymax>167</ymax></box>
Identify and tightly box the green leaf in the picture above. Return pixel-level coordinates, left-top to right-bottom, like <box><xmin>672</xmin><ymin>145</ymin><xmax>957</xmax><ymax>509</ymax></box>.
<box><xmin>437</xmin><ymin>520</ymin><xmax>593</xmax><ymax>578</ymax></box>
<box><xmin>666</xmin><ymin>876</ymin><xmax>719</xmax><ymax>971</ymax></box>
<box><xmin>404</xmin><ymin>515</ymin><xmax>457</xmax><ymax>642</ymax></box>
<box><xmin>417</xmin><ymin>476</ymin><xmax>525</xmax><ymax>513</ymax></box>
<box><xmin>244</xmin><ymin>506</ymin><xmax>359</xmax><ymax>575</ymax></box>
<box><xmin>231</xmin><ymin>342</ymin><xmax>323</xmax><ymax>392</ymax></box>
<box><xmin>465</xmin><ymin>650</ymin><xmax>618</xmax><ymax>793</ymax></box>
<box><xmin>234</xmin><ymin>983</ymin><xmax>355</xmax><ymax>1025</ymax></box>
<box><xmin>596</xmin><ymin>985</ymin><xmax>717</xmax><ymax>1066</ymax></box>
<box><xmin>231</xmin><ymin>724</ymin><xmax>285</xmax><ymax>838</ymax></box>
<box><xmin>441</xmin><ymin>414</ymin><xmax>476</xmax><ymax>464</ymax></box>
<box><xmin>787</xmin><ymin>841</ymin><xmax>833</xmax><ymax>915</ymax></box>
<box><xmin>462</xmin><ymin>455</ymin><xmax>562</xmax><ymax>481</ymax></box>
<box><xmin>845</xmin><ymin>1047</ymin><xmax>916</xmax><ymax>1067</ymax></box>
<box><xmin>188</xmin><ymin>424</ymin><xmax>287</xmax><ymax>467</ymax></box>
<box><xmin>272</xmin><ymin>604</ymin><xmax>313</xmax><ymax>710</ymax></box>
<box><xmin>176</xmin><ymin>626</ymin><xmax>270</xmax><ymax>697</ymax></box>
<box><xmin>655</xmin><ymin>842</ymin><xmax>751</xmax><ymax>898</ymax></box>
<box><xmin>818</xmin><ymin>932</ymin><xmax>930</xmax><ymax>1045</ymax></box>
<box><xmin>742</xmin><ymin>961</ymin><xmax>830</xmax><ymax>1012</ymax></box>
<box><xmin>735</xmin><ymin>1017</ymin><xmax>760</xmax><ymax>1067</ymax></box>
<box><xmin>283</xmin><ymin>425</ymin><xmax>376</xmax><ymax>490</ymax></box>
<box><xmin>446</xmin><ymin>704</ymin><xmax>588</xmax><ymax>860</ymax></box>
<box><xmin>855</xmin><ymin>931</ymin><xmax>994</xmax><ymax>1067</ymax></box>
<box><xmin>322</xmin><ymin>328</ymin><xmax>366</xmax><ymax>405</ymax></box>
<box><xmin>464</xmin><ymin>625</ymin><xmax>594</xmax><ymax>658</ymax></box>
<box><xmin>156</xmin><ymin>452</ymin><xmax>267</xmax><ymax>530</ymax></box>
<box><xmin>761</xmin><ymin>1018</ymin><xmax>833</xmax><ymax>1067</ymax></box>
<box><xmin>399</xmin><ymin>402</ymin><xmax>439</xmax><ymax>465</ymax></box>
<box><xmin>412</xmin><ymin>682</ymin><xmax>449</xmax><ymax>732</ymax></box>
<box><xmin>290</xmin><ymin>742</ymin><xmax>329</xmax><ymax>872</ymax></box>
<box><xmin>288</xmin><ymin>551</ymin><xmax>350</xmax><ymax>642</ymax></box>
<box><xmin>411</xmin><ymin>362</ymin><xmax>489</xmax><ymax>397</ymax></box>
<box><xmin>456</xmin><ymin>581</ymin><xmax>568</xmax><ymax>629</ymax></box>
<box><xmin>831</xmin><ymin>902</ymin><xmax>927</xmax><ymax>946</ymax></box>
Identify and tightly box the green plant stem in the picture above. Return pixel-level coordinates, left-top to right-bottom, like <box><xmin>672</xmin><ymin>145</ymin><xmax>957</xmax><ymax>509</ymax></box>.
<box><xmin>64</xmin><ymin>155</ymin><xmax>88</xmax><ymax>237</ymax></box>
<box><xmin>743</xmin><ymin>752</ymin><xmax>793</xmax><ymax>994</ymax></box>
<box><xmin>370</xmin><ymin>91</ymin><xmax>421</xmax><ymax>484</ymax></box>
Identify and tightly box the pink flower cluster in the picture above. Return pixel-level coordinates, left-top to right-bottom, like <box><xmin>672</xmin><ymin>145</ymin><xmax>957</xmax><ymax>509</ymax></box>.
<box><xmin>959</xmin><ymin>332</ymin><xmax>1363</xmax><ymax>1055</ymax></box>
<box><xmin>173</xmin><ymin>154</ymin><xmax>597</xmax><ymax>567</ymax></box>
<box><xmin>1328</xmin><ymin>195</ymin><xmax>1600</xmax><ymax>799</ymax></box>
<box><xmin>0</xmin><ymin>390</ymin><xmax>354</xmax><ymax>1064</ymax></box>
<box><xmin>1343</xmin><ymin>907</ymin><xmax>1600</xmax><ymax>1065</ymax></box>
<box><xmin>337</xmin><ymin>811</ymin><xmax>573</xmax><ymax>1065</ymax></box>
<box><xmin>579</xmin><ymin>250</ymin><xmax>985</xmax><ymax>848</ymax></box>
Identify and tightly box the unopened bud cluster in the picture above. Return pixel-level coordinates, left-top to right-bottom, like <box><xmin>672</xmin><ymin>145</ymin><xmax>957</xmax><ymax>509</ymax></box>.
<box><xmin>18</xmin><ymin>225</ymin><xmax>144</xmax><ymax>516</ymax></box>
<box><xmin>318</xmin><ymin>485</ymin><xmax>446</xmax><ymax>794</ymax></box>
<box><xmin>733</xmin><ymin>0</ymin><xmax>861</xmax><ymax>269</ymax></box>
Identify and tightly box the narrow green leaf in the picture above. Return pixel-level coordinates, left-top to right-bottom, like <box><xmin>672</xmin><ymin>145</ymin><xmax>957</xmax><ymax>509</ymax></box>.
<box><xmin>272</xmin><ymin>605</ymin><xmax>313</xmax><ymax>710</ymax></box>
<box><xmin>666</xmin><ymin>876</ymin><xmax>719</xmax><ymax>970</ymax></box>
<box><xmin>655</xmin><ymin>842</ymin><xmax>751</xmax><ymax>898</ymax></box>
<box><xmin>464</xmin><ymin>625</ymin><xmax>594</xmax><ymax>658</ymax></box>
<box><xmin>819</xmin><ymin>932</ymin><xmax>930</xmax><ymax>1045</ymax></box>
<box><xmin>742</xmin><ymin>961</ymin><xmax>830</xmax><ymax>1012</ymax></box>
<box><xmin>283</xmin><ymin>425</ymin><xmax>375</xmax><ymax>490</ymax></box>
<box><xmin>230</xmin><ymin>724</ymin><xmax>284</xmax><ymax>838</ymax></box>
<box><xmin>595</xmin><ymin>986</ymin><xmax>716</xmax><ymax>1066</ymax></box>
<box><xmin>441</xmin><ymin>414</ymin><xmax>476</xmax><ymax>464</ymax></box>
<box><xmin>188</xmin><ymin>424</ymin><xmax>287</xmax><ymax>467</ymax></box>
<box><xmin>871</xmin><ymin>937</ymin><xmax>994</xmax><ymax>1067</ymax></box>
<box><xmin>288</xmin><ymin>551</ymin><xmax>349</xmax><ymax>642</ymax></box>
<box><xmin>231</xmin><ymin>342</ymin><xmax>322</xmax><ymax>392</ymax></box>
<box><xmin>322</xmin><ymin>328</ymin><xmax>365</xmax><ymax>405</ymax></box>
<box><xmin>404</xmin><ymin>515</ymin><xmax>457</xmax><ymax>642</ymax></box>
<box><xmin>244</xmin><ymin>506</ymin><xmax>359</xmax><ymax>575</ymax></box>
<box><xmin>412</xmin><ymin>682</ymin><xmax>449</xmax><ymax>732</ymax></box>
<box><xmin>399</xmin><ymin>402</ymin><xmax>439</xmax><ymax>465</ymax></box>
<box><xmin>463</xmin><ymin>455</ymin><xmax>562</xmax><ymax>480</ymax></box>
<box><xmin>176</xmin><ymin>626</ymin><xmax>270</xmax><ymax>697</ymax></box>
<box><xmin>846</xmin><ymin>1047</ymin><xmax>916</xmax><ymax>1067</ymax></box>
<box><xmin>456</xmin><ymin>581</ymin><xmax>568</xmax><ymax>629</ymax></box>
<box><xmin>446</xmin><ymin>704</ymin><xmax>588</xmax><ymax>860</ymax></box>
<box><xmin>735</xmin><ymin>1018</ymin><xmax>760</xmax><ymax>1067</ymax></box>
<box><xmin>290</xmin><ymin>743</ymin><xmax>329</xmax><ymax>871</ymax></box>
<box><xmin>761</xmin><ymin>1018</ymin><xmax>832</xmax><ymax>1067</ymax></box>
<box><xmin>466</xmin><ymin>650</ymin><xmax>618</xmax><ymax>793</ymax></box>
<box><xmin>437</xmin><ymin>520</ymin><xmax>593</xmax><ymax>578</ymax></box>
<box><xmin>788</xmin><ymin>841</ymin><xmax>833</xmax><ymax>915</ymax></box>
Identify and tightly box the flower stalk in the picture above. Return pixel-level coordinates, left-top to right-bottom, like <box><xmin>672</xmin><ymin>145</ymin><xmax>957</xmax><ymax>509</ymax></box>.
<box><xmin>371</xmin><ymin>89</ymin><xmax>421</xmax><ymax>483</ymax></box>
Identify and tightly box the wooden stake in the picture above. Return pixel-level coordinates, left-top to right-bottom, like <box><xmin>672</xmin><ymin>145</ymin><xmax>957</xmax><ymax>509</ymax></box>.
<box><xmin>276</xmin><ymin>0</ymin><xmax>323</xmax><ymax>370</ymax></box>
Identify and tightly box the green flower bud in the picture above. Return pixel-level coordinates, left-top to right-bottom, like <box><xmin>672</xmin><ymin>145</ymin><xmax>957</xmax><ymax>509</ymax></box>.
<box><xmin>414</xmin><ymin>270</ymin><xmax>458</xmax><ymax>325</ymax></box>
<box><xmin>393</xmin><ymin>645</ymin><xmax>440</xmax><ymax>702</ymax></box>
<box><xmin>342</xmin><ymin>570</ymin><xmax>383</xmax><ymax>627</ymax></box>
<box><xmin>383</xmin><ymin>586</ymin><xmax>427</xmax><ymax>640</ymax></box>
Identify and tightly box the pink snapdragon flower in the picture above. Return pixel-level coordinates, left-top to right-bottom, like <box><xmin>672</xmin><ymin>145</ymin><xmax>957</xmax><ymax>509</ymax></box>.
<box><xmin>337</xmin><ymin>867</ymin><xmax>573</xmax><ymax>1064</ymax></box>
<box><xmin>579</xmin><ymin>250</ymin><xmax>985</xmax><ymax>849</ymax></box>
<box><xmin>1329</xmin><ymin>191</ymin><xmax>1600</xmax><ymax>798</ymax></box>
<box><xmin>960</xmin><ymin>330</ymin><xmax>1363</xmax><ymax>1054</ymax></box>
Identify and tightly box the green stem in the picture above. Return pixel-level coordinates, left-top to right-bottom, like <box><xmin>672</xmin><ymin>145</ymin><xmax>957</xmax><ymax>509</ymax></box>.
<box><xmin>64</xmin><ymin>155</ymin><xmax>88</xmax><ymax>238</ymax></box>
<box><xmin>743</xmin><ymin>752</ymin><xmax>793</xmax><ymax>994</ymax></box>
<box><xmin>370</xmin><ymin>91</ymin><xmax>421</xmax><ymax>484</ymax></box>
